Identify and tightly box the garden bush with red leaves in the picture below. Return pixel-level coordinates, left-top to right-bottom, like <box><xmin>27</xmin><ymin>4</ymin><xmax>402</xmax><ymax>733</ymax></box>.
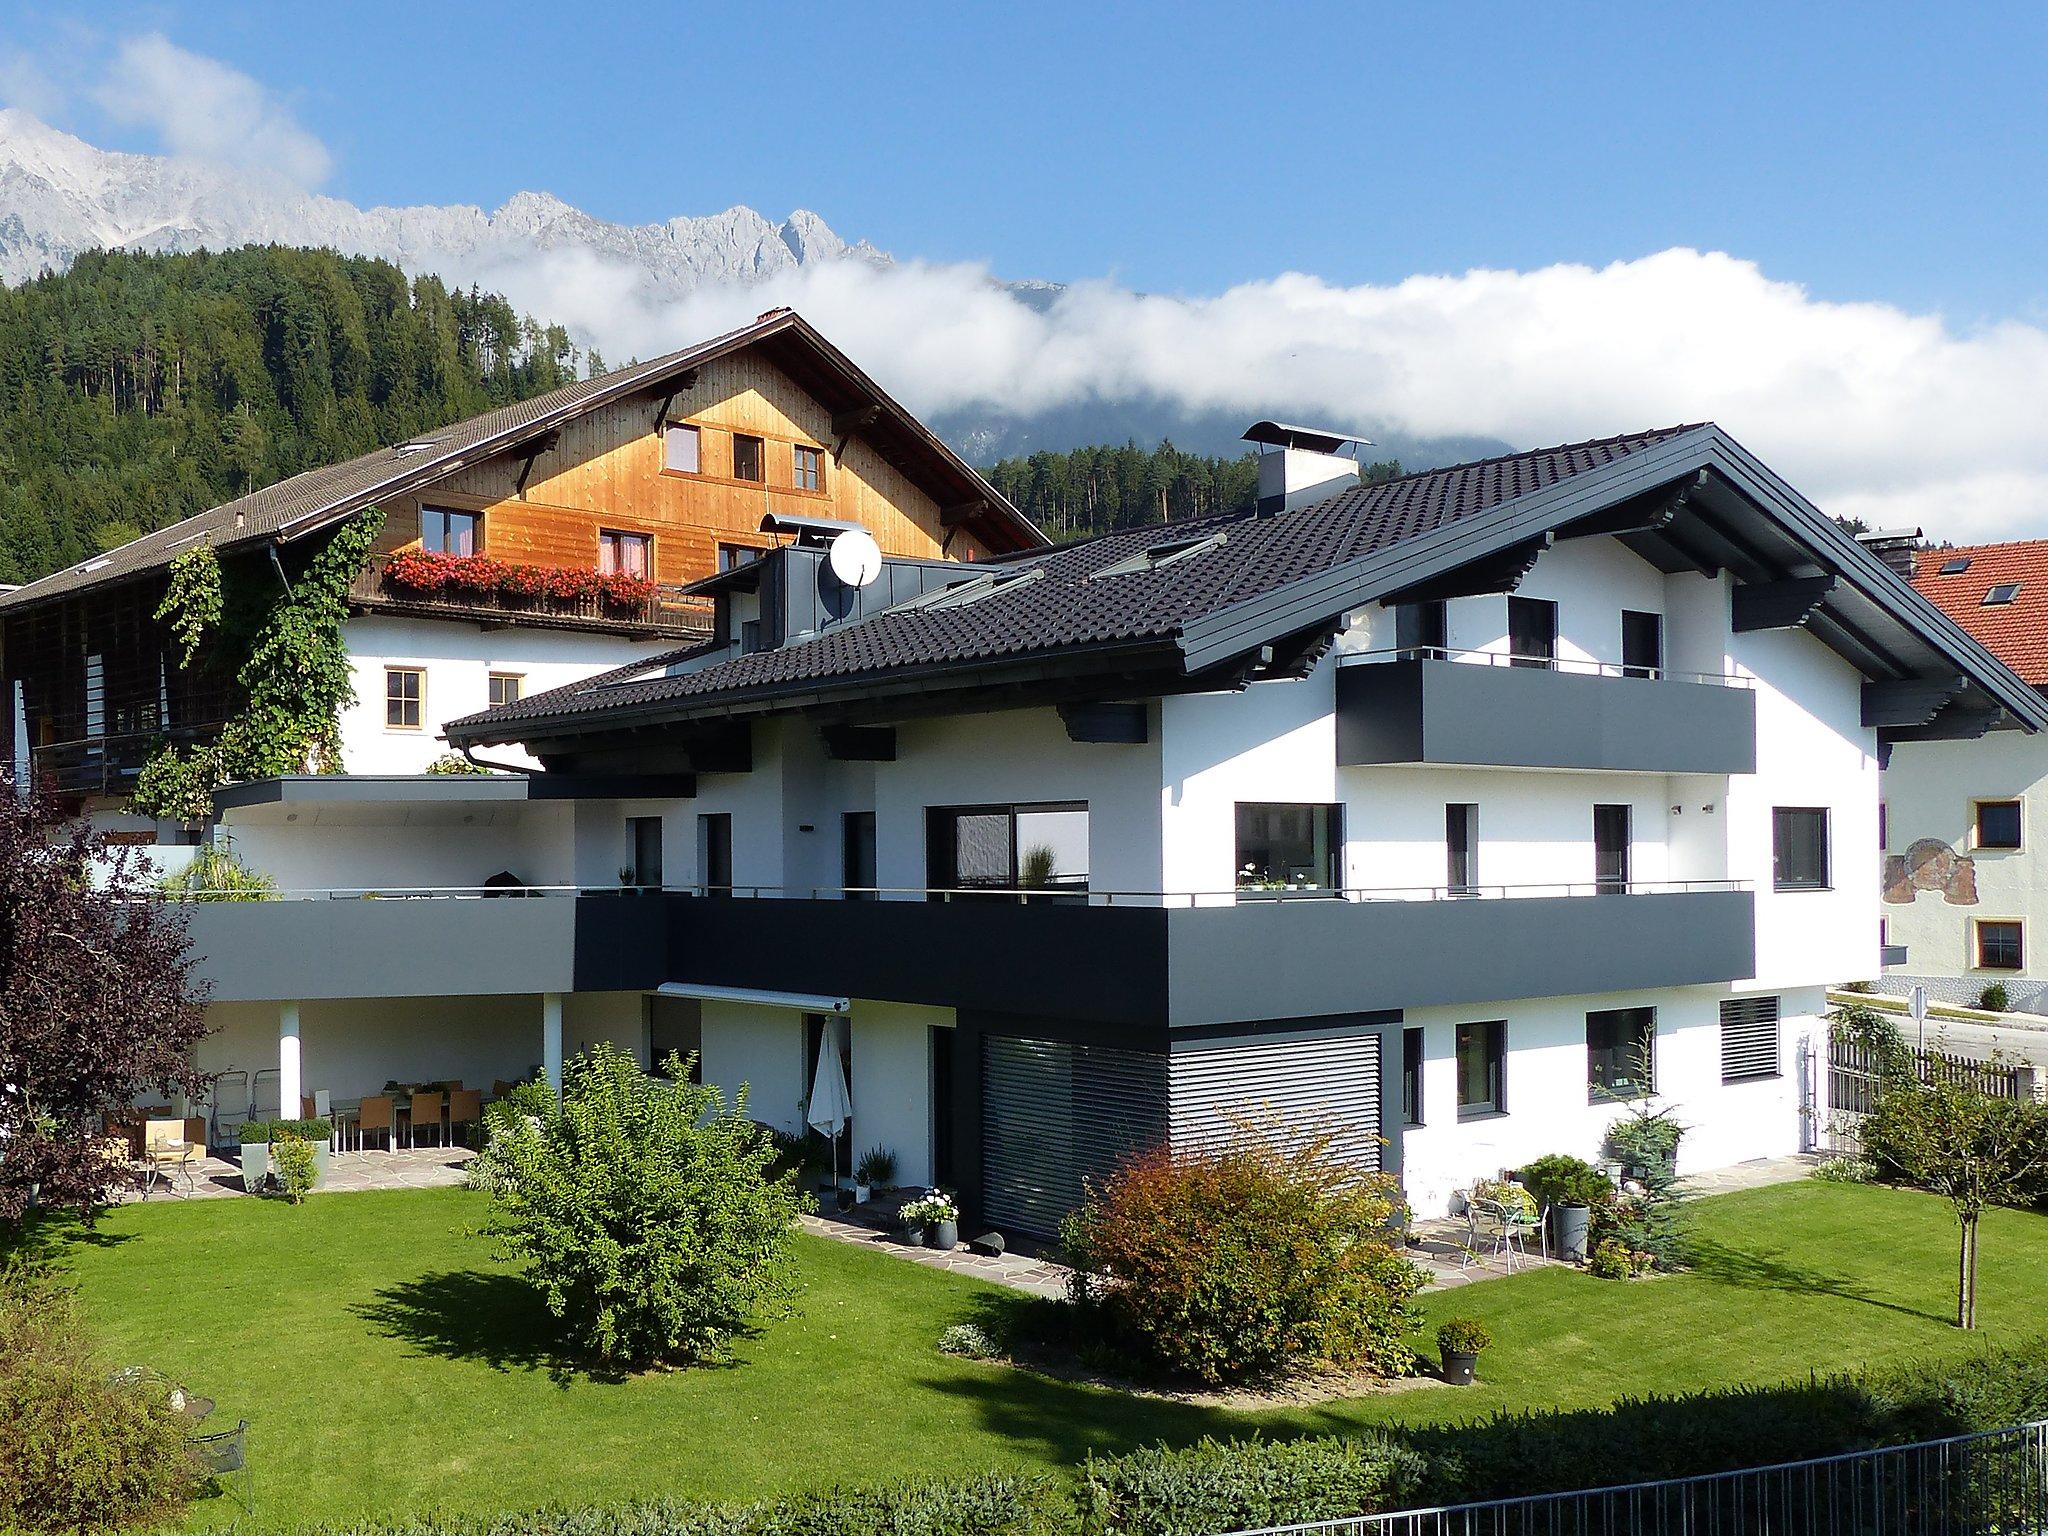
<box><xmin>1061</xmin><ymin>1121</ymin><xmax>1425</xmax><ymax>1384</ymax></box>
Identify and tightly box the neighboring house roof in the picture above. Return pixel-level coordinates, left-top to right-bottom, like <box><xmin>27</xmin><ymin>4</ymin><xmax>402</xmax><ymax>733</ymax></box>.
<box><xmin>451</xmin><ymin>422</ymin><xmax>2048</xmax><ymax>748</ymax></box>
<box><xmin>1911</xmin><ymin>540</ymin><xmax>2048</xmax><ymax>686</ymax></box>
<box><xmin>0</xmin><ymin>310</ymin><xmax>1043</xmax><ymax>615</ymax></box>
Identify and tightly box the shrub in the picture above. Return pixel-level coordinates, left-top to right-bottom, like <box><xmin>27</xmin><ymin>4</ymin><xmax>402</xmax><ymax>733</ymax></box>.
<box><xmin>1517</xmin><ymin>1153</ymin><xmax>1612</xmax><ymax>1212</ymax></box>
<box><xmin>157</xmin><ymin>842</ymin><xmax>276</xmax><ymax>902</ymax></box>
<box><xmin>471</xmin><ymin>1042</ymin><xmax>810</xmax><ymax>1367</ymax></box>
<box><xmin>855</xmin><ymin>1146</ymin><xmax>897</xmax><ymax>1187</ymax></box>
<box><xmin>1061</xmin><ymin>1121</ymin><xmax>1426</xmax><ymax>1384</ymax></box>
<box><xmin>938</xmin><ymin>1323</ymin><xmax>1002</xmax><ymax>1360</ymax></box>
<box><xmin>1471</xmin><ymin>1176</ymin><xmax>1537</xmax><ymax>1220</ymax></box>
<box><xmin>0</xmin><ymin>1264</ymin><xmax>197</xmax><ymax>1531</ymax></box>
<box><xmin>1587</xmin><ymin>1237</ymin><xmax>1653</xmax><ymax>1280</ymax></box>
<box><xmin>426</xmin><ymin>752</ymin><xmax>495</xmax><ymax>775</ymax></box>
<box><xmin>1978</xmin><ymin>982</ymin><xmax>2011</xmax><ymax>1013</ymax></box>
<box><xmin>1812</xmin><ymin>1154</ymin><xmax>1876</xmax><ymax>1183</ymax></box>
<box><xmin>240</xmin><ymin>1118</ymin><xmax>331</xmax><ymax>1144</ymax></box>
<box><xmin>1435</xmin><ymin>1318</ymin><xmax>1493</xmax><ymax>1356</ymax></box>
<box><xmin>1079</xmin><ymin>1434</ymin><xmax>1425</xmax><ymax>1536</ymax></box>
<box><xmin>272</xmin><ymin>1133</ymin><xmax>318</xmax><ymax>1203</ymax></box>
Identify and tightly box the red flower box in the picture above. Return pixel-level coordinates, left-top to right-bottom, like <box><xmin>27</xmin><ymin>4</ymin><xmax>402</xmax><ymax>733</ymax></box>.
<box><xmin>380</xmin><ymin>549</ymin><xmax>653</xmax><ymax>617</ymax></box>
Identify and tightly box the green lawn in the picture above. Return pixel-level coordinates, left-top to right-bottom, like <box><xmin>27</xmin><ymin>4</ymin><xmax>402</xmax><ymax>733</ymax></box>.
<box><xmin>44</xmin><ymin>1180</ymin><xmax>2048</xmax><ymax>1531</ymax></box>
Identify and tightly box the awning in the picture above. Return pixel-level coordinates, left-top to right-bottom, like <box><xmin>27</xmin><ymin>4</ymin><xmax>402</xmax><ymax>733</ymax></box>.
<box><xmin>657</xmin><ymin>982</ymin><xmax>849</xmax><ymax>1014</ymax></box>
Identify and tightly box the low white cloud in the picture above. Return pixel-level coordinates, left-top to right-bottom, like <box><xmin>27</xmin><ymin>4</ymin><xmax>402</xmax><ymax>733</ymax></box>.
<box><xmin>454</xmin><ymin>243</ymin><xmax>2048</xmax><ymax>544</ymax></box>
<box><xmin>92</xmin><ymin>34</ymin><xmax>330</xmax><ymax>186</ymax></box>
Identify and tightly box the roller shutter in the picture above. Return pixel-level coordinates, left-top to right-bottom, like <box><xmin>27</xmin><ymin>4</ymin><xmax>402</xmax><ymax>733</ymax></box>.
<box><xmin>979</xmin><ymin>1034</ymin><xmax>1167</xmax><ymax>1237</ymax></box>
<box><xmin>1170</xmin><ymin>1033</ymin><xmax>1383</xmax><ymax>1170</ymax></box>
<box><xmin>1720</xmin><ymin>995</ymin><xmax>1782</xmax><ymax>1082</ymax></box>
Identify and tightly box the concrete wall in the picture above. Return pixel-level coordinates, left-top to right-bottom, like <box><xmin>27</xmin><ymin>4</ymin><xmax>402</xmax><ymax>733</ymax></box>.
<box><xmin>219</xmin><ymin>800</ymin><xmax>578</xmax><ymax>894</ymax></box>
<box><xmin>341</xmin><ymin>615</ymin><xmax>668</xmax><ymax>772</ymax></box>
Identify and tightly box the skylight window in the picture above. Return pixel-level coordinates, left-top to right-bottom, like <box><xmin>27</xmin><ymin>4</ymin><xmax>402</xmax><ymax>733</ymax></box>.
<box><xmin>888</xmin><ymin>567</ymin><xmax>1046</xmax><ymax>614</ymax></box>
<box><xmin>394</xmin><ymin>438</ymin><xmax>444</xmax><ymax>455</ymax></box>
<box><xmin>1984</xmin><ymin>582</ymin><xmax>2023</xmax><ymax>606</ymax></box>
<box><xmin>1090</xmin><ymin>530</ymin><xmax>1229</xmax><ymax>580</ymax></box>
<box><xmin>1939</xmin><ymin>557</ymin><xmax>1973</xmax><ymax>575</ymax></box>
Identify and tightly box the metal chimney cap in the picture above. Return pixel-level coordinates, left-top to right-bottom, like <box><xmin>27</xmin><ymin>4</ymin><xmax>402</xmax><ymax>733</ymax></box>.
<box><xmin>1242</xmin><ymin>421</ymin><xmax>1375</xmax><ymax>454</ymax></box>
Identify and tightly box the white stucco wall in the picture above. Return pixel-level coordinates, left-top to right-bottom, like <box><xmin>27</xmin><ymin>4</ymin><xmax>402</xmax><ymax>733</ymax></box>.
<box><xmin>340</xmin><ymin>616</ymin><xmax>670</xmax><ymax>773</ymax></box>
<box><xmin>218</xmin><ymin>801</ymin><xmax>577</xmax><ymax>893</ymax></box>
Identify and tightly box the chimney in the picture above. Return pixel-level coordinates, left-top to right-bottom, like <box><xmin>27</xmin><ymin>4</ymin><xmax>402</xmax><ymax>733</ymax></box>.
<box><xmin>1243</xmin><ymin>422</ymin><xmax>1374</xmax><ymax>515</ymax></box>
<box><xmin>1855</xmin><ymin>526</ymin><xmax>1924</xmax><ymax>581</ymax></box>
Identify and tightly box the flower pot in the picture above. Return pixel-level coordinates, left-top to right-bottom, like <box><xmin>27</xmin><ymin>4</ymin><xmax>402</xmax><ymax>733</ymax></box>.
<box><xmin>1552</xmin><ymin>1203</ymin><xmax>1592</xmax><ymax>1263</ymax></box>
<box><xmin>932</xmin><ymin>1218</ymin><xmax>959</xmax><ymax>1251</ymax></box>
<box><xmin>310</xmin><ymin>1143</ymin><xmax>330</xmax><ymax>1188</ymax></box>
<box><xmin>854</xmin><ymin>1181</ymin><xmax>871</xmax><ymax>1205</ymax></box>
<box><xmin>1441</xmin><ymin>1349</ymin><xmax>1477</xmax><ymax>1386</ymax></box>
<box><xmin>240</xmin><ymin>1141</ymin><xmax>270</xmax><ymax>1194</ymax></box>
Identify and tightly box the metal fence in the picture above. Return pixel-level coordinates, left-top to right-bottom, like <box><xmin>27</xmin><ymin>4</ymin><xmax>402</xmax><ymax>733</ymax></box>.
<box><xmin>1822</xmin><ymin>1032</ymin><xmax>2037</xmax><ymax>1155</ymax></box>
<box><xmin>1220</xmin><ymin>1419</ymin><xmax>2048</xmax><ymax>1536</ymax></box>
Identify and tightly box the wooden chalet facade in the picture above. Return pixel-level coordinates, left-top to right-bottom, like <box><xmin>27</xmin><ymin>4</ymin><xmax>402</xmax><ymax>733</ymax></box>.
<box><xmin>0</xmin><ymin>310</ymin><xmax>1041</xmax><ymax>805</ymax></box>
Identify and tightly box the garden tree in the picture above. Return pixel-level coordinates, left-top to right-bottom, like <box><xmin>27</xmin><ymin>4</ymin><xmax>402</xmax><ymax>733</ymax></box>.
<box><xmin>471</xmin><ymin>1044</ymin><xmax>809</xmax><ymax>1366</ymax></box>
<box><xmin>1596</xmin><ymin>1039</ymin><xmax>1690</xmax><ymax>1270</ymax></box>
<box><xmin>1061</xmin><ymin>1119</ymin><xmax>1425</xmax><ymax>1384</ymax></box>
<box><xmin>0</xmin><ymin>794</ymin><xmax>210</xmax><ymax>1226</ymax></box>
<box><xmin>1861</xmin><ymin>1077</ymin><xmax>2048</xmax><ymax>1329</ymax></box>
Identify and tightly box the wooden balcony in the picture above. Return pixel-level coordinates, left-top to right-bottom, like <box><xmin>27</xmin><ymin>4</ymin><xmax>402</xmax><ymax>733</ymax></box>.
<box><xmin>348</xmin><ymin>555</ymin><xmax>713</xmax><ymax>640</ymax></box>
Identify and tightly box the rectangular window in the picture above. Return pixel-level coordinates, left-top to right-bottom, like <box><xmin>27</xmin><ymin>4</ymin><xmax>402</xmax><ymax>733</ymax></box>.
<box><xmin>1587</xmin><ymin>1006</ymin><xmax>1656</xmax><ymax>1100</ymax></box>
<box><xmin>719</xmin><ymin>542</ymin><xmax>764</xmax><ymax>571</ymax></box>
<box><xmin>1456</xmin><ymin>1020</ymin><xmax>1506</xmax><ymax>1118</ymax></box>
<box><xmin>925</xmin><ymin>802</ymin><xmax>1089</xmax><ymax>900</ymax></box>
<box><xmin>384</xmin><ymin>667</ymin><xmax>423</xmax><ymax>730</ymax></box>
<box><xmin>663</xmin><ymin>423</ymin><xmax>701</xmax><ymax>474</ymax></box>
<box><xmin>698</xmin><ymin>813</ymin><xmax>733</xmax><ymax>896</ymax></box>
<box><xmin>1395</xmin><ymin>599</ymin><xmax>1448</xmax><ymax>660</ymax></box>
<box><xmin>842</xmin><ymin>811</ymin><xmax>876</xmax><ymax>900</ymax></box>
<box><xmin>419</xmin><ymin>507</ymin><xmax>480</xmax><ymax>556</ymax></box>
<box><xmin>647</xmin><ymin>995</ymin><xmax>703</xmax><ymax>1083</ymax></box>
<box><xmin>1401</xmin><ymin>1026</ymin><xmax>1425</xmax><ymax>1127</ymax></box>
<box><xmin>487</xmin><ymin>672</ymin><xmax>522</xmax><ymax>708</ymax></box>
<box><xmin>731</xmin><ymin>434</ymin><xmax>765</xmax><ymax>483</ymax></box>
<box><xmin>599</xmin><ymin>529</ymin><xmax>652</xmax><ymax>578</ymax></box>
<box><xmin>629</xmin><ymin>815</ymin><xmax>664</xmax><ymax>890</ymax></box>
<box><xmin>1720</xmin><ymin>995</ymin><xmax>1781</xmax><ymax>1082</ymax></box>
<box><xmin>1235</xmin><ymin>802</ymin><xmax>1342</xmax><ymax>893</ymax></box>
<box><xmin>1594</xmin><ymin>804</ymin><xmax>1632</xmax><ymax>894</ymax></box>
<box><xmin>1446</xmin><ymin>802</ymin><xmax>1479</xmax><ymax>895</ymax></box>
<box><xmin>1773</xmin><ymin>807</ymin><xmax>1832</xmax><ymax>891</ymax></box>
<box><xmin>1621</xmin><ymin>609</ymin><xmax>1664</xmax><ymax>678</ymax></box>
<box><xmin>793</xmin><ymin>443</ymin><xmax>824</xmax><ymax>491</ymax></box>
<box><xmin>1974</xmin><ymin>799</ymin><xmax>2023</xmax><ymax>851</ymax></box>
<box><xmin>1977</xmin><ymin>919</ymin><xmax>2024</xmax><ymax>971</ymax></box>
<box><xmin>1507</xmin><ymin>596</ymin><xmax>1557</xmax><ymax>669</ymax></box>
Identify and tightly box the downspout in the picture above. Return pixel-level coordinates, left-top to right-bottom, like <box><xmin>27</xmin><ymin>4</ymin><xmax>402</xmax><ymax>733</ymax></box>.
<box><xmin>267</xmin><ymin>543</ymin><xmax>293</xmax><ymax>596</ymax></box>
<box><xmin>460</xmin><ymin>743</ymin><xmax>539</xmax><ymax>777</ymax></box>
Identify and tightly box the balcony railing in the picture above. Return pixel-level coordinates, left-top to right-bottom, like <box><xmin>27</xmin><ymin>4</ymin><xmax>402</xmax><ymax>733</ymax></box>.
<box><xmin>348</xmin><ymin>555</ymin><xmax>713</xmax><ymax>639</ymax></box>
<box><xmin>20</xmin><ymin>722</ymin><xmax>232</xmax><ymax>799</ymax></box>
<box><xmin>1338</xmin><ymin>643</ymin><xmax>1753</xmax><ymax>686</ymax></box>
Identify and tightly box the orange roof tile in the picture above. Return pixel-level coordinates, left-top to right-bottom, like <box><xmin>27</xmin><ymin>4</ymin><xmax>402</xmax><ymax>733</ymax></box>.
<box><xmin>1912</xmin><ymin>539</ymin><xmax>2048</xmax><ymax>685</ymax></box>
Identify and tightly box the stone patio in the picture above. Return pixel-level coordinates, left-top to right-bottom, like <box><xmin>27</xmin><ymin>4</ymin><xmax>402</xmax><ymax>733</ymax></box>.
<box><xmin>112</xmin><ymin>1145</ymin><xmax>476</xmax><ymax>1202</ymax></box>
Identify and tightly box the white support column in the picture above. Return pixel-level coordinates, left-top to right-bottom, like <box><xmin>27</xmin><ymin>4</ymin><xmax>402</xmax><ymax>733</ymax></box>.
<box><xmin>279</xmin><ymin>1002</ymin><xmax>303</xmax><ymax>1119</ymax></box>
<box><xmin>543</xmin><ymin>993</ymin><xmax>564</xmax><ymax>1093</ymax></box>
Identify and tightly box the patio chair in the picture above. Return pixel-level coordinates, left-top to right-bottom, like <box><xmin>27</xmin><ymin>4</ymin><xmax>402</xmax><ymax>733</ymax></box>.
<box><xmin>1460</xmin><ymin>1197</ymin><xmax>1506</xmax><ymax>1270</ymax></box>
<box><xmin>448</xmin><ymin>1089</ymin><xmax>482</xmax><ymax>1149</ymax></box>
<box><xmin>141</xmin><ymin>1118</ymin><xmax>202</xmax><ymax>1198</ymax></box>
<box><xmin>188</xmin><ymin>1418</ymin><xmax>251</xmax><ymax>1515</ymax></box>
<box><xmin>356</xmin><ymin>1096</ymin><xmax>395</xmax><ymax>1153</ymax></box>
<box><xmin>207</xmin><ymin>1069</ymin><xmax>249</xmax><ymax>1149</ymax></box>
<box><xmin>409</xmin><ymin>1090</ymin><xmax>446</xmax><ymax>1149</ymax></box>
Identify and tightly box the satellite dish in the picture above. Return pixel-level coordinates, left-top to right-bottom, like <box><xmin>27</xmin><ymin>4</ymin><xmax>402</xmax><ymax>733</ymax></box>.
<box><xmin>828</xmin><ymin>528</ymin><xmax>883</xmax><ymax>588</ymax></box>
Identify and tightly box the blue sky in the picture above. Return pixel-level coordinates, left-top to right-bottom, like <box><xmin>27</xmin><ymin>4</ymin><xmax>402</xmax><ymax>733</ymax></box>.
<box><xmin>7</xmin><ymin>0</ymin><xmax>2047</xmax><ymax>318</ymax></box>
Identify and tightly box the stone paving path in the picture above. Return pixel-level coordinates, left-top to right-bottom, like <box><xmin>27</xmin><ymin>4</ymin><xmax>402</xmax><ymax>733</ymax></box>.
<box><xmin>113</xmin><ymin>1146</ymin><xmax>475</xmax><ymax>1203</ymax></box>
<box><xmin>799</xmin><ymin>1211</ymin><xmax>1073</xmax><ymax>1299</ymax></box>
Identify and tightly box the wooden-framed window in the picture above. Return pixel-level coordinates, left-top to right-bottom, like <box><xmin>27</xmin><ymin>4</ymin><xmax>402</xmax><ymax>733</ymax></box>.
<box><xmin>1973</xmin><ymin>798</ymin><xmax>2024</xmax><ymax>852</ymax></box>
<box><xmin>731</xmin><ymin>434</ymin><xmax>765</xmax><ymax>483</ymax></box>
<box><xmin>1976</xmin><ymin>918</ymin><xmax>2024</xmax><ymax>971</ymax></box>
<box><xmin>662</xmin><ymin>422</ymin><xmax>701</xmax><ymax>474</ymax></box>
<box><xmin>488</xmin><ymin>673</ymin><xmax>523</xmax><ymax>708</ymax></box>
<box><xmin>419</xmin><ymin>507</ymin><xmax>480</xmax><ymax>556</ymax></box>
<box><xmin>599</xmin><ymin>530</ymin><xmax>652</xmax><ymax>578</ymax></box>
<box><xmin>792</xmin><ymin>443</ymin><xmax>824</xmax><ymax>492</ymax></box>
<box><xmin>718</xmin><ymin>542</ymin><xmax>764</xmax><ymax>572</ymax></box>
<box><xmin>385</xmin><ymin>667</ymin><xmax>423</xmax><ymax>730</ymax></box>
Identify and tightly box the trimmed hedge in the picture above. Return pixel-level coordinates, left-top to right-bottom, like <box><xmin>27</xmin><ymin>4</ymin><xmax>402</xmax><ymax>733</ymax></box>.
<box><xmin>241</xmin><ymin>1118</ymin><xmax>332</xmax><ymax>1144</ymax></box>
<box><xmin>1078</xmin><ymin>1433</ymin><xmax>1425</xmax><ymax>1536</ymax></box>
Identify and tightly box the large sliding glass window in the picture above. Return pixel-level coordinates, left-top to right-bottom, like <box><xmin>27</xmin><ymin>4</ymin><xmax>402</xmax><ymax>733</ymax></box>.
<box><xmin>1236</xmin><ymin>802</ymin><xmax>1342</xmax><ymax>894</ymax></box>
<box><xmin>1395</xmin><ymin>599</ymin><xmax>1448</xmax><ymax>660</ymax></box>
<box><xmin>1587</xmin><ymin>1006</ymin><xmax>1655</xmax><ymax>1100</ymax></box>
<box><xmin>1456</xmin><ymin>1020</ymin><xmax>1506</xmax><ymax>1118</ymax></box>
<box><xmin>1507</xmin><ymin>596</ymin><xmax>1557</xmax><ymax>669</ymax></box>
<box><xmin>1594</xmin><ymin>804</ymin><xmax>1632</xmax><ymax>894</ymax></box>
<box><xmin>926</xmin><ymin>803</ymin><xmax>1088</xmax><ymax>900</ymax></box>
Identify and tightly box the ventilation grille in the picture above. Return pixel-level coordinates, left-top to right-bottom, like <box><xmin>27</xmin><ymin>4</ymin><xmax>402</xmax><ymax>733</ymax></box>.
<box><xmin>1720</xmin><ymin>995</ymin><xmax>1782</xmax><ymax>1082</ymax></box>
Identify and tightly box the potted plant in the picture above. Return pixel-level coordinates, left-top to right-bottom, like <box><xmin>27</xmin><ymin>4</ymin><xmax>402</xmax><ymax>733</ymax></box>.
<box><xmin>854</xmin><ymin>1146</ymin><xmax>896</xmax><ymax>1205</ymax></box>
<box><xmin>1519</xmin><ymin>1152</ymin><xmax>1613</xmax><ymax>1264</ymax></box>
<box><xmin>901</xmin><ymin>1190</ymin><xmax>959</xmax><ymax>1250</ymax></box>
<box><xmin>280</xmin><ymin>1117</ymin><xmax>333</xmax><ymax>1186</ymax></box>
<box><xmin>238</xmin><ymin>1120</ymin><xmax>271</xmax><ymax>1193</ymax></box>
<box><xmin>1436</xmin><ymin>1317</ymin><xmax>1493</xmax><ymax>1385</ymax></box>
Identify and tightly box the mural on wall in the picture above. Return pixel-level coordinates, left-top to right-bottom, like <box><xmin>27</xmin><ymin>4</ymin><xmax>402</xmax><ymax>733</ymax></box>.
<box><xmin>1883</xmin><ymin>838</ymin><xmax>1979</xmax><ymax>906</ymax></box>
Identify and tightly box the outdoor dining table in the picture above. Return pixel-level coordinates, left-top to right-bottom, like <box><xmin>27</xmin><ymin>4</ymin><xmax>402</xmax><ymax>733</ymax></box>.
<box><xmin>329</xmin><ymin>1092</ymin><xmax>454</xmax><ymax>1150</ymax></box>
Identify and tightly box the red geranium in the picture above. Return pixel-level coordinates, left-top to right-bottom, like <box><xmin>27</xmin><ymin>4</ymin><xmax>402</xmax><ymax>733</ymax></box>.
<box><xmin>597</xmin><ymin>571</ymin><xmax>658</xmax><ymax>608</ymax></box>
<box><xmin>383</xmin><ymin>548</ymin><xmax>456</xmax><ymax>592</ymax></box>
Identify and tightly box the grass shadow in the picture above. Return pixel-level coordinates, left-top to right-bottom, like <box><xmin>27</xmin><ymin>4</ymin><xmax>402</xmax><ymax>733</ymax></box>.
<box><xmin>1680</xmin><ymin>1233</ymin><xmax>1949</xmax><ymax>1325</ymax></box>
<box><xmin>6</xmin><ymin>1209</ymin><xmax>135</xmax><ymax>1268</ymax></box>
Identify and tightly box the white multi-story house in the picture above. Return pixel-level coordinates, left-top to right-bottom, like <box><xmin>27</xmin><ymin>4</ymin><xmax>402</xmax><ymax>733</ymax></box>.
<box><xmin>0</xmin><ymin>310</ymin><xmax>1040</xmax><ymax>820</ymax></box>
<box><xmin>169</xmin><ymin>422</ymin><xmax>2041</xmax><ymax>1232</ymax></box>
<box><xmin>1879</xmin><ymin>540</ymin><xmax>2048</xmax><ymax>1011</ymax></box>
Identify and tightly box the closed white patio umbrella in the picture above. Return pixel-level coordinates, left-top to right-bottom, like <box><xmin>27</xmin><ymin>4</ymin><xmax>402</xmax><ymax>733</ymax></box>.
<box><xmin>806</xmin><ymin>1026</ymin><xmax>853</xmax><ymax>1199</ymax></box>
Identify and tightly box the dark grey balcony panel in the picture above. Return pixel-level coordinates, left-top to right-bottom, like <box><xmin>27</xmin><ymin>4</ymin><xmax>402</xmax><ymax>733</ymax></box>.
<box><xmin>666</xmin><ymin>898</ymin><xmax>1171</xmax><ymax>1027</ymax></box>
<box><xmin>1880</xmin><ymin>943</ymin><xmax>1909</xmax><ymax>968</ymax></box>
<box><xmin>1335</xmin><ymin>659</ymin><xmax>1757</xmax><ymax>774</ymax></box>
<box><xmin>1164</xmin><ymin>888</ymin><xmax>1756</xmax><ymax>1027</ymax></box>
<box><xmin>184</xmin><ymin>897</ymin><xmax>580</xmax><ymax>1002</ymax></box>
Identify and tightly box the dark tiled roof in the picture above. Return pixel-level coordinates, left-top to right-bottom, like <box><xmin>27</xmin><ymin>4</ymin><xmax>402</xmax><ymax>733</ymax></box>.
<box><xmin>0</xmin><ymin>311</ymin><xmax>1042</xmax><ymax>612</ymax></box>
<box><xmin>456</xmin><ymin>424</ymin><xmax>1703</xmax><ymax>737</ymax></box>
<box><xmin>1912</xmin><ymin>540</ymin><xmax>2048</xmax><ymax>685</ymax></box>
